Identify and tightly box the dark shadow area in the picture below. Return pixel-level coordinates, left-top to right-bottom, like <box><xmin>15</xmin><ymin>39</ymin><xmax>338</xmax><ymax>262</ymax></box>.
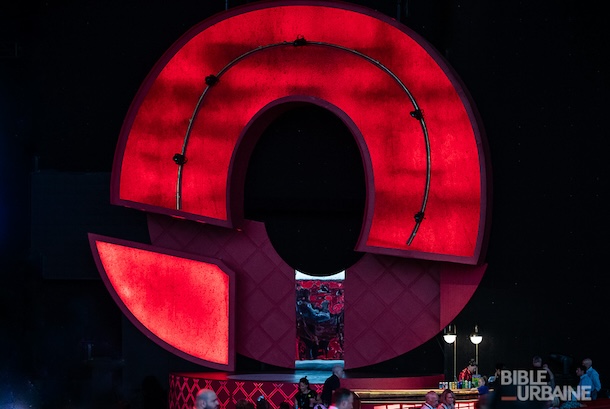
<box><xmin>244</xmin><ymin>105</ymin><xmax>366</xmax><ymax>276</ymax></box>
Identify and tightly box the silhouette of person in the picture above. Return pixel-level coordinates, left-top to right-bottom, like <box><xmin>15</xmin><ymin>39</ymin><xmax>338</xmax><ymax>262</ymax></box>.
<box><xmin>532</xmin><ymin>356</ymin><xmax>555</xmax><ymax>388</ymax></box>
<box><xmin>321</xmin><ymin>365</ymin><xmax>345</xmax><ymax>406</ymax></box>
<box><xmin>421</xmin><ymin>391</ymin><xmax>439</xmax><ymax>409</ymax></box>
<box><xmin>295</xmin><ymin>376</ymin><xmax>317</xmax><ymax>409</ymax></box>
<box><xmin>458</xmin><ymin>359</ymin><xmax>478</xmax><ymax>382</ymax></box>
<box><xmin>487</xmin><ymin>362</ymin><xmax>505</xmax><ymax>390</ymax></box>
<box><xmin>196</xmin><ymin>389</ymin><xmax>220</xmax><ymax>409</ymax></box>
<box><xmin>582</xmin><ymin>358</ymin><xmax>601</xmax><ymax>400</ymax></box>
<box><xmin>257</xmin><ymin>396</ymin><xmax>270</xmax><ymax>409</ymax></box>
<box><xmin>329</xmin><ymin>388</ymin><xmax>354</xmax><ymax>409</ymax></box>
<box><xmin>439</xmin><ymin>389</ymin><xmax>455</xmax><ymax>409</ymax></box>
<box><xmin>237</xmin><ymin>399</ymin><xmax>256</xmax><ymax>409</ymax></box>
<box><xmin>141</xmin><ymin>375</ymin><xmax>167</xmax><ymax>409</ymax></box>
<box><xmin>477</xmin><ymin>376</ymin><xmax>489</xmax><ymax>395</ymax></box>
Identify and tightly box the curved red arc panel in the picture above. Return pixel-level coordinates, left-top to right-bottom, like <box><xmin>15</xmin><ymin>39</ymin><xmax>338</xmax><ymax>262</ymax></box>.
<box><xmin>179</xmin><ymin>40</ymin><xmax>434</xmax><ymax>249</ymax></box>
<box><xmin>112</xmin><ymin>3</ymin><xmax>488</xmax><ymax>264</ymax></box>
<box><xmin>88</xmin><ymin>233</ymin><xmax>236</xmax><ymax>371</ymax></box>
<box><xmin>181</xmin><ymin>46</ymin><xmax>419</xmax><ymax>222</ymax></box>
<box><xmin>177</xmin><ymin>40</ymin><xmax>430</xmax><ymax>215</ymax></box>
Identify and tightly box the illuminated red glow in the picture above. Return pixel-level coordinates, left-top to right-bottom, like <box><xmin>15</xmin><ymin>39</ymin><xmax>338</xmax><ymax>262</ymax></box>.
<box><xmin>95</xmin><ymin>2</ymin><xmax>492</xmax><ymax>369</ymax></box>
<box><xmin>89</xmin><ymin>235</ymin><xmax>234</xmax><ymax>369</ymax></box>
<box><xmin>114</xmin><ymin>3</ymin><xmax>489</xmax><ymax>265</ymax></box>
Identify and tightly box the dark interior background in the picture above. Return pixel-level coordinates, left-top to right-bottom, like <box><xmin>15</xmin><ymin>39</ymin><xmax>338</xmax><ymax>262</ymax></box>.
<box><xmin>1</xmin><ymin>1</ymin><xmax>608</xmax><ymax>408</ymax></box>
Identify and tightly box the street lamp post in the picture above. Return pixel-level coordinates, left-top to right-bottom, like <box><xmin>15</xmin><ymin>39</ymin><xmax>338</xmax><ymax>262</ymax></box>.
<box><xmin>443</xmin><ymin>324</ymin><xmax>457</xmax><ymax>381</ymax></box>
<box><xmin>469</xmin><ymin>325</ymin><xmax>483</xmax><ymax>372</ymax></box>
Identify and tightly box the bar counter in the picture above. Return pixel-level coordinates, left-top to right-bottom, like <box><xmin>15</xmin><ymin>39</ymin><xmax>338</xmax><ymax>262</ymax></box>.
<box><xmin>353</xmin><ymin>388</ymin><xmax>480</xmax><ymax>409</ymax></box>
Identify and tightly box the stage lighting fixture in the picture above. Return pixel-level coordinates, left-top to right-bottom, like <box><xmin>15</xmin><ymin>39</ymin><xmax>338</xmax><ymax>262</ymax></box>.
<box><xmin>470</xmin><ymin>325</ymin><xmax>482</xmax><ymax>371</ymax></box>
<box><xmin>443</xmin><ymin>324</ymin><xmax>457</xmax><ymax>381</ymax></box>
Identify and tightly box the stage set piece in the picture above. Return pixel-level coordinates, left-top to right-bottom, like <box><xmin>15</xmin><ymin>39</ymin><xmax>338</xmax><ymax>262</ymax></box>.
<box><xmin>88</xmin><ymin>2</ymin><xmax>492</xmax><ymax>408</ymax></box>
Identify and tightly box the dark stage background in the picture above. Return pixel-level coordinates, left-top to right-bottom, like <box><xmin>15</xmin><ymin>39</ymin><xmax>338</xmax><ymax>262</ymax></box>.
<box><xmin>1</xmin><ymin>1</ymin><xmax>608</xmax><ymax>408</ymax></box>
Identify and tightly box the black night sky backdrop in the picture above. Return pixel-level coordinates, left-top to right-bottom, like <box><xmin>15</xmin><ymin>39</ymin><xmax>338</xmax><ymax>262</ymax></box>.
<box><xmin>1</xmin><ymin>1</ymin><xmax>608</xmax><ymax>408</ymax></box>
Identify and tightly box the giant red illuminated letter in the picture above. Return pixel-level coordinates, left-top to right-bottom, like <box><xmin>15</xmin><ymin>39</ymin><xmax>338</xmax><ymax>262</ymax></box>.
<box><xmin>90</xmin><ymin>1</ymin><xmax>491</xmax><ymax>369</ymax></box>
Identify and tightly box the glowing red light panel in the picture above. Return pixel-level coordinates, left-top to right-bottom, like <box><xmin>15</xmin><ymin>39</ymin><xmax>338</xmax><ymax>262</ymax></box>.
<box><xmin>113</xmin><ymin>2</ymin><xmax>490</xmax><ymax>265</ymax></box>
<box><xmin>89</xmin><ymin>234</ymin><xmax>235</xmax><ymax>370</ymax></box>
<box><xmin>95</xmin><ymin>1</ymin><xmax>491</xmax><ymax>369</ymax></box>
